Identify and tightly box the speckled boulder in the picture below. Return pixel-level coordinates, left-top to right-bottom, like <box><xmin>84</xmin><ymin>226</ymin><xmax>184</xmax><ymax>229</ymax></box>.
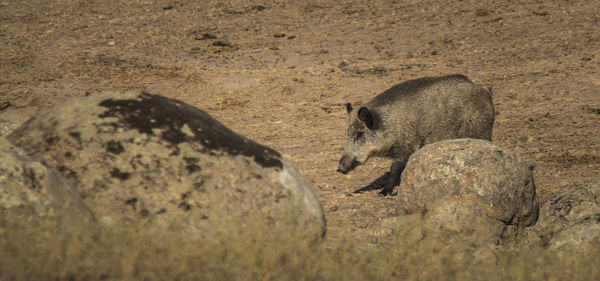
<box><xmin>395</xmin><ymin>139</ymin><xmax>539</xmax><ymax>247</ymax></box>
<box><xmin>7</xmin><ymin>91</ymin><xmax>325</xmax><ymax>237</ymax></box>
<box><xmin>422</xmin><ymin>195</ymin><xmax>507</xmax><ymax>246</ymax></box>
<box><xmin>0</xmin><ymin>137</ymin><xmax>88</xmax><ymax>223</ymax></box>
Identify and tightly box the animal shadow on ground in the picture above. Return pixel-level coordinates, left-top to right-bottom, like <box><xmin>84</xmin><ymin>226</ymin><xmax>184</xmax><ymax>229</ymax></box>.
<box><xmin>353</xmin><ymin>172</ymin><xmax>397</xmax><ymax>195</ymax></box>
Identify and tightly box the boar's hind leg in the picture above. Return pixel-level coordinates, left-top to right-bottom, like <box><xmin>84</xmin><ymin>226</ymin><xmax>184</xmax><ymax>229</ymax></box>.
<box><xmin>379</xmin><ymin>161</ymin><xmax>404</xmax><ymax>196</ymax></box>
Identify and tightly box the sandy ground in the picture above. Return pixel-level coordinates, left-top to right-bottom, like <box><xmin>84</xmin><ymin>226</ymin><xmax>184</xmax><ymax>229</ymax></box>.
<box><xmin>1</xmin><ymin>0</ymin><xmax>599</xmax><ymax>243</ymax></box>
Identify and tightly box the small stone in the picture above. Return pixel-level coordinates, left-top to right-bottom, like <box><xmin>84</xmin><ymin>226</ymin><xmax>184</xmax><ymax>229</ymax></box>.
<box><xmin>188</xmin><ymin>47</ymin><xmax>203</xmax><ymax>53</ymax></box>
<box><xmin>475</xmin><ymin>8</ymin><xmax>490</xmax><ymax>17</ymax></box>
<box><xmin>0</xmin><ymin>101</ymin><xmax>10</xmax><ymax>111</ymax></box>
<box><xmin>212</xmin><ymin>40</ymin><xmax>231</xmax><ymax>47</ymax></box>
<box><xmin>200</xmin><ymin>33</ymin><xmax>217</xmax><ymax>40</ymax></box>
<box><xmin>535</xmin><ymin>182</ymin><xmax>600</xmax><ymax>249</ymax></box>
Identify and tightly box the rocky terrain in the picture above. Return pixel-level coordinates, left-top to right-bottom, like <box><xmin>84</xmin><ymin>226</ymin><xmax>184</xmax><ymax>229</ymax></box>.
<box><xmin>1</xmin><ymin>0</ymin><xmax>599</xmax><ymax>279</ymax></box>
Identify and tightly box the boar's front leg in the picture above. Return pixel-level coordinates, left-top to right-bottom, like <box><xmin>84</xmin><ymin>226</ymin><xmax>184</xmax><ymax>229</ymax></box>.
<box><xmin>379</xmin><ymin>161</ymin><xmax>404</xmax><ymax>196</ymax></box>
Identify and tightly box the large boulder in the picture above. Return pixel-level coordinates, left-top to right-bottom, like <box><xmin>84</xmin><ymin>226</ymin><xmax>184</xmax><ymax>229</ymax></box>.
<box><xmin>7</xmin><ymin>91</ymin><xmax>325</xmax><ymax>238</ymax></box>
<box><xmin>395</xmin><ymin>139</ymin><xmax>539</xmax><ymax>247</ymax></box>
<box><xmin>0</xmin><ymin>137</ymin><xmax>88</xmax><ymax>223</ymax></box>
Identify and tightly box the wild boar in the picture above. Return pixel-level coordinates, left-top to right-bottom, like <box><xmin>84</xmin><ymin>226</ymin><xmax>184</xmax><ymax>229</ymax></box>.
<box><xmin>337</xmin><ymin>74</ymin><xmax>495</xmax><ymax>195</ymax></box>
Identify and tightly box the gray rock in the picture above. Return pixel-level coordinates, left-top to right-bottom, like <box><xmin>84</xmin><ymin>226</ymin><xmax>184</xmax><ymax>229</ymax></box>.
<box><xmin>549</xmin><ymin>214</ymin><xmax>600</xmax><ymax>249</ymax></box>
<box><xmin>534</xmin><ymin>181</ymin><xmax>600</xmax><ymax>249</ymax></box>
<box><xmin>0</xmin><ymin>137</ymin><xmax>88</xmax><ymax>223</ymax></box>
<box><xmin>396</xmin><ymin>139</ymin><xmax>539</xmax><ymax>247</ymax></box>
<box><xmin>422</xmin><ymin>196</ymin><xmax>506</xmax><ymax>247</ymax></box>
<box><xmin>370</xmin><ymin>214</ymin><xmax>424</xmax><ymax>245</ymax></box>
<box><xmin>0</xmin><ymin>119</ymin><xmax>19</xmax><ymax>137</ymax></box>
<box><xmin>7</xmin><ymin>91</ymin><xmax>325</xmax><ymax>238</ymax></box>
<box><xmin>538</xmin><ymin>182</ymin><xmax>600</xmax><ymax>235</ymax></box>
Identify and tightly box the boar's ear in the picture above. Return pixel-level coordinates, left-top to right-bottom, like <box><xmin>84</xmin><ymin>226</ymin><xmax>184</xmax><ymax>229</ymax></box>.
<box><xmin>358</xmin><ymin>107</ymin><xmax>374</xmax><ymax>129</ymax></box>
<box><xmin>346</xmin><ymin>103</ymin><xmax>353</xmax><ymax>113</ymax></box>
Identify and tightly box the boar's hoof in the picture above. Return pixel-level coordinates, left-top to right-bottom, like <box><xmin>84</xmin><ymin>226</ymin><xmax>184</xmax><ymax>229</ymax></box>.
<box><xmin>336</xmin><ymin>167</ymin><xmax>349</xmax><ymax>174</ymax></box>
<box><xmin>378</xmin><ymin>188</ymin><xmax>397</xmax><ymax>196</ymax></box>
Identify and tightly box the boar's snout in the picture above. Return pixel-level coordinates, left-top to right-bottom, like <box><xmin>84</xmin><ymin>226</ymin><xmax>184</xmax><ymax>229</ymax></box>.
<box><xmin>337</xmin><ymin>154</ymin><xmax>360</xmax><ymax>174</ymax></box>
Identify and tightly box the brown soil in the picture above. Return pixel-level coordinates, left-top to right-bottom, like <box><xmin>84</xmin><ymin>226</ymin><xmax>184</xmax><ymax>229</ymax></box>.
<box><xmin>1</xmin><ymin>0</ymin><xmax>599</xmax><ymax>244</ymax></box>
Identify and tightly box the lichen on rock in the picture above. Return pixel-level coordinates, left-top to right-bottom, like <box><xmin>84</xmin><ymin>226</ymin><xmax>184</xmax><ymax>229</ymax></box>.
<box><xmin>7</xmin><ymin>91</ymin><xmax>325</xmax><ymax>239</ymax></box>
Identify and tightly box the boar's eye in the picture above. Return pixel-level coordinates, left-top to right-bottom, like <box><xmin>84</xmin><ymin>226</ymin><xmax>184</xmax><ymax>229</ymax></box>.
<box><xmin>354</xmin><ymin>131</ymin><xmax>364</xmax><ymax>143</ymax></box>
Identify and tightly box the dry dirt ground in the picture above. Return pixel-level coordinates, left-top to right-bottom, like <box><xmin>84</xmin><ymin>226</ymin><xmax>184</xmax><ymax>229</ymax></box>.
<box><xmin>1</xmin><ymin>0</ymin><xmax>599</xmax><ymax>244</ymax></box>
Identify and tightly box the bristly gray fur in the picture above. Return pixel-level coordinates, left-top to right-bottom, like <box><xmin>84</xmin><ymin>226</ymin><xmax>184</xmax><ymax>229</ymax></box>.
<box><xmin>338</xmin><ymin>74</ymin><xmax>495</xmax><ymax>195</ymax></box>
<box><xmin>368</xmin><ymin>74</ymin><xmax>470</xmax><ymax>107</ymax></box>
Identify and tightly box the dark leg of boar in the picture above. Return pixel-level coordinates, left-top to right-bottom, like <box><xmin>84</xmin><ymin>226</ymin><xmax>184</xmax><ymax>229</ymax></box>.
<box><xmin>379</xmin><ymin>161</ymin><xmax>403</xmax><ymax>196</ymax></box>
<box><xmin>353</xmin><ymin>161</ymin><xmax>404</xmax><ymax>195</ymax></box>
